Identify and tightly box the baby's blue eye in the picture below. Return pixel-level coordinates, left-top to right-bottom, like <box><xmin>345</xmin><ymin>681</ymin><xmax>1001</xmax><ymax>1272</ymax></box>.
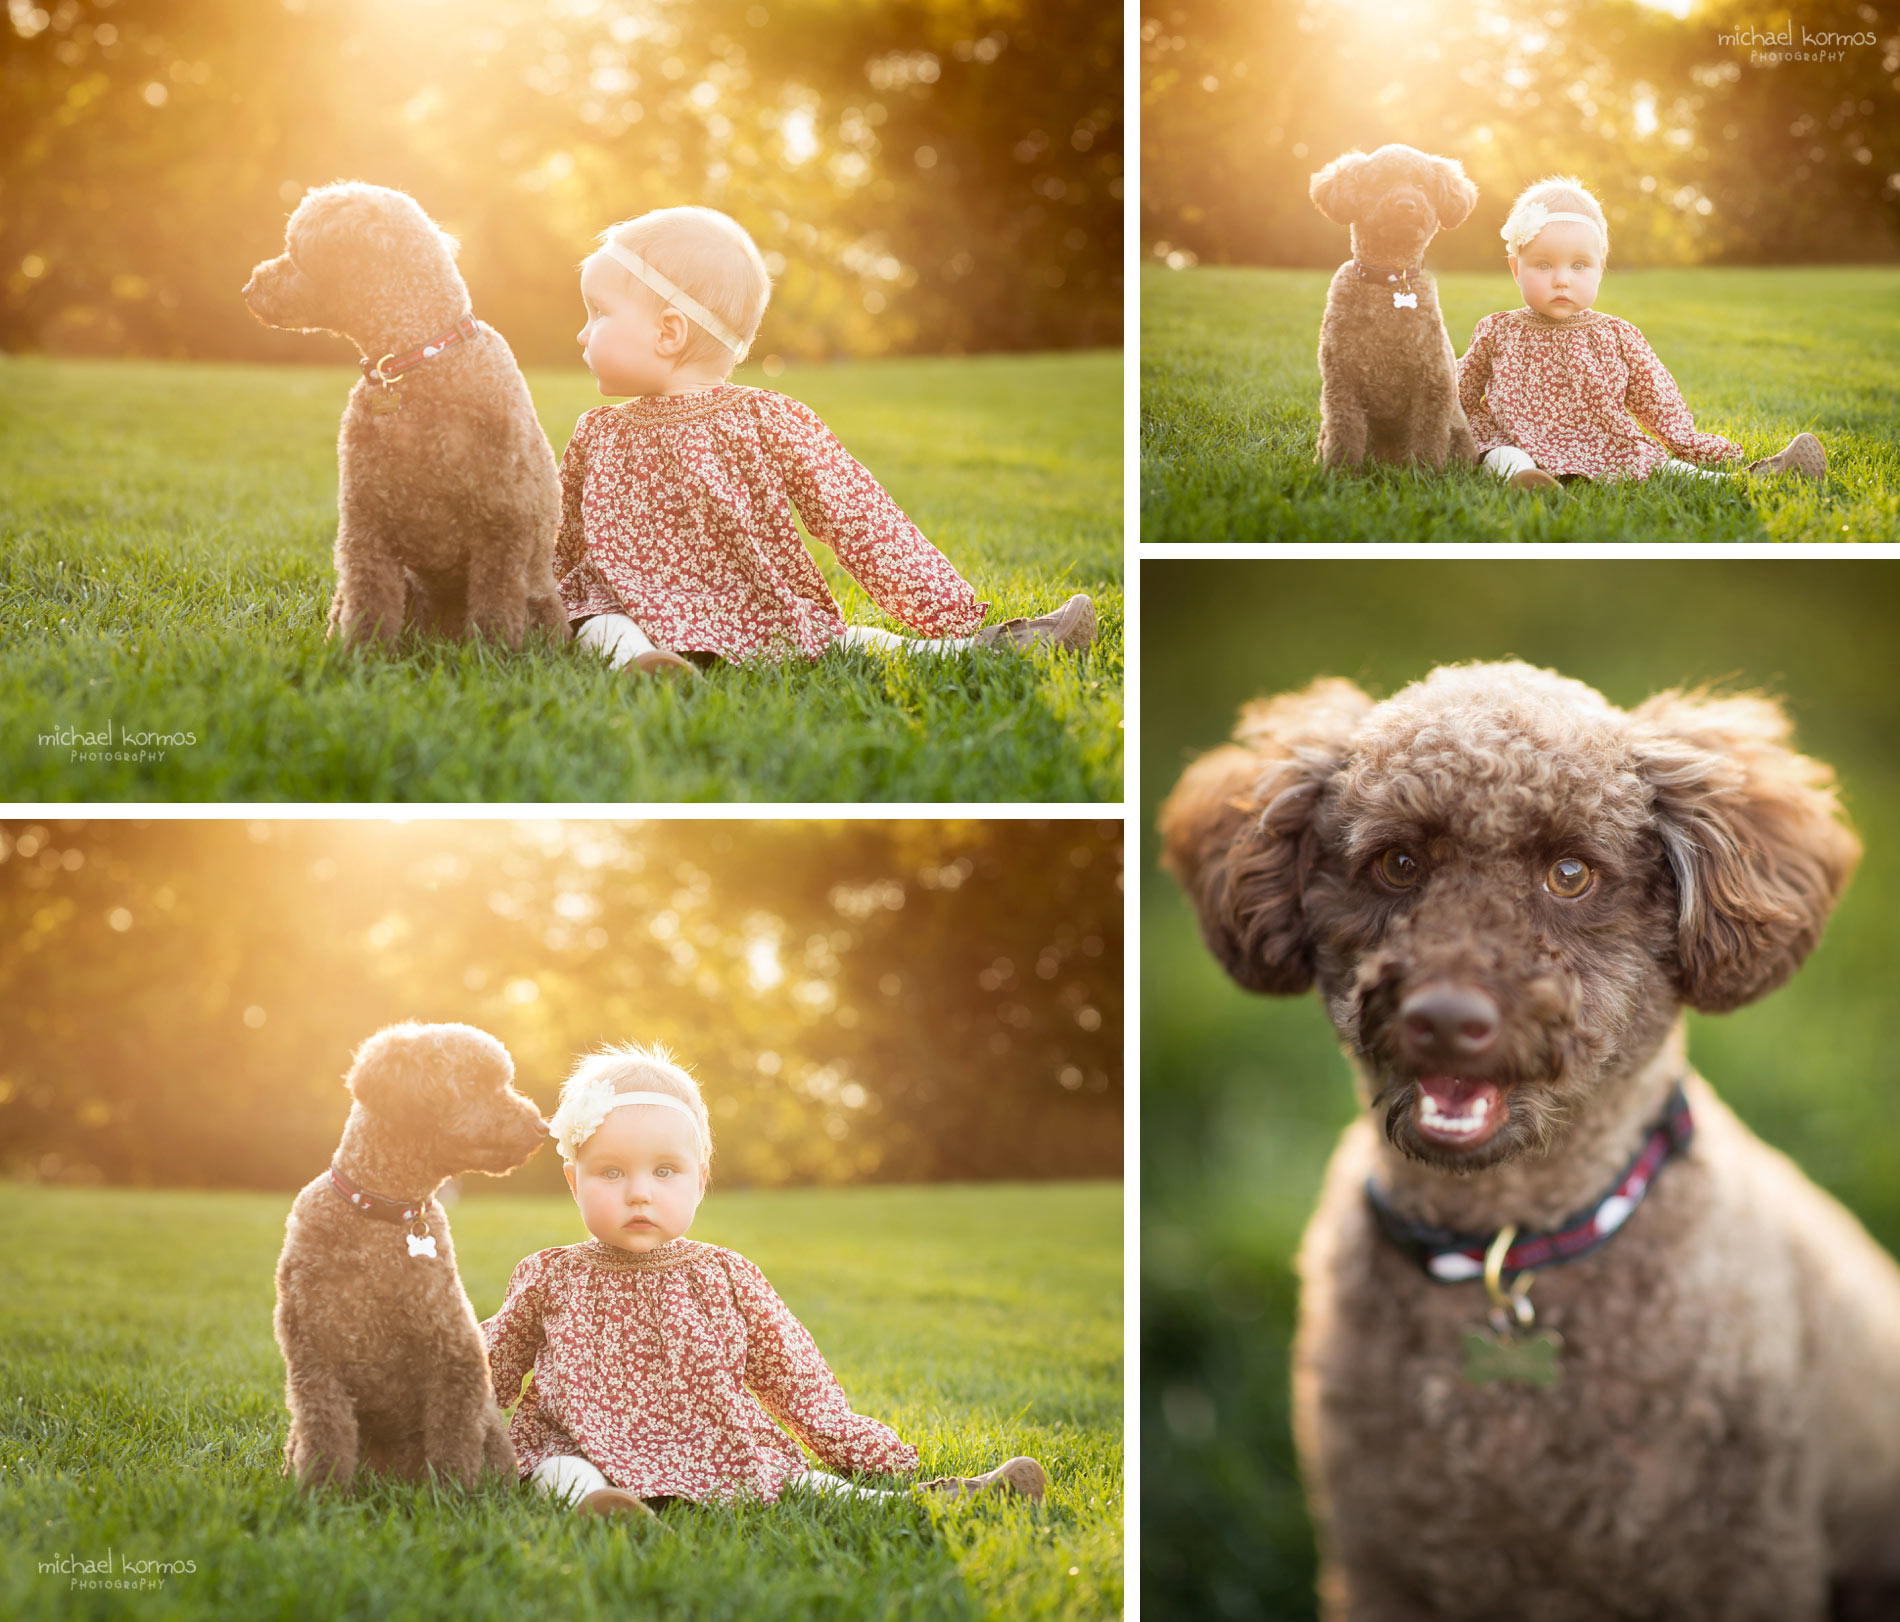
<box><xmin>602</xmin><ymin>1168</ymin><xmax>620</xmax><ymax>1180</ymax></box>
<box><xmin>655</xmin><ymin>1166</ymin><xmax>674</xmax><ymax>1179</ymax></box>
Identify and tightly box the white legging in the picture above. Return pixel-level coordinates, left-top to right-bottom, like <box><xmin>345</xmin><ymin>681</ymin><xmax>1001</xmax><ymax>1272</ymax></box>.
<box><xmin>1481</xmin><ymin>445</ymin><xmax>1726</xmax><ymax>484</ymax></box>
<box><xmin>528</xmin><ymin>1453</ymin><xmax>904</xmax><ymax>1505</ymax></box>
<box><xmin>574</xmin><ymin>613</ymin><xmax>978</xmax><ymax>670</ymax></box>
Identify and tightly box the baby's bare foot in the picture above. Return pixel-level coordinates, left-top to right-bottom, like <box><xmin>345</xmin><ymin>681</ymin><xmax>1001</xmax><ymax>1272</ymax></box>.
<box><xmin>1510</xmin><ymin>467</ymin><xmax>1561</xmax><ymax>491</ymax></box>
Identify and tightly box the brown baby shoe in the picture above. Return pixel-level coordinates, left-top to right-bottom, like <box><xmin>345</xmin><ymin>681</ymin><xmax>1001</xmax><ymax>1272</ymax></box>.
<box><xmin>630</xmin><ymin>647</ymin><xmax>698</xmax><ymax>679</ymax></box>
<box><xmin>1747</xmin><ymin>432</ymin><xmax>1827</xmax><ymax>479</ymax></box>
<box><xmin>975</xmin><ymin>594</ymin><xmax>1095</xmax><ymax>653</ymax></box>
<box><xmin>579</xmin><ymin>1486</ymin><xmax>662</xmax><ymax>1519</ymax></box>
<box><xmin>918</xmin><ymin>1456</ymin><xmax>1048</xmax><ymax>1502</ymax></box>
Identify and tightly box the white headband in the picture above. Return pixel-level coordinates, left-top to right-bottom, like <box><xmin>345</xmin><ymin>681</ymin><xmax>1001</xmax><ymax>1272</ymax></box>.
<box><xmin>597</xmin><ymin>239</ymin><xmax>746</xmax><ymax>354</ymax></box>
<box><xmin>1501</xmin><ymin>205</ymin><xmax>1605</xmax><ymax>256</ymax></box>
<box><xmin>551</xmin><ymin>1086</ymin><xmax>702</xmax><ymax>1162</ymax></box>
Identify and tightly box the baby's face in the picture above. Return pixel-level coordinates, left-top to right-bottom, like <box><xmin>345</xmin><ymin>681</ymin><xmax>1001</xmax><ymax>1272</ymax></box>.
<box><xmin>563</xmin><ymin>1103</ymin><xmax>708</xmax><ymax>1253</ymax></box>
<box><xmin>1509</xmin><ymin>220</ymin><xmax>1604</xmax><ymax>321</ymax></box>
<box><xmin>576</xmin><ymin>255</ymin><xmax>683</xmax><ymax>398</ymax></box>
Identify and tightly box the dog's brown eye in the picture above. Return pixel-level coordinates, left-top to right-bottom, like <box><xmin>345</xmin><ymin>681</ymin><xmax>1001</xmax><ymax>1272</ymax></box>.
<box><xmin>1546</xmin><ymin>858</ymin><xmax>1593</xmax><ymax>898</ymax></box>
<box><xmin>1377</xmin><ymin>848</ymin><xmax>1422</xmax><ymax>889</ymax></box>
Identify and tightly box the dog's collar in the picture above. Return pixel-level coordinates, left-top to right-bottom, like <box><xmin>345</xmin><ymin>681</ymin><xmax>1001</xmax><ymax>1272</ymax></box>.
<box><xmin>1365</xmin><ymin>1079</ymin><xmax>1694</xmax><ymax>1287</ymax></box>
<box><xmin>1351</xmin><ymin>258</ymin><xmax>1424</xmax><ymax>290</ymax></box>
<box><xmin>360</xmin><ymin>314</ymin><xmax>483</xmax><ymax>390</ymax></box>
<box><xmin>328</xmin><ymin>1161</ymin><xmax>434</xmax><ymax>1227</ymax></box>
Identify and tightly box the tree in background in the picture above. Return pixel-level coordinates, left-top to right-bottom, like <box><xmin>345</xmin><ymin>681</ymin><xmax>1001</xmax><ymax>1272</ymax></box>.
<box><xmin>1140</xmin><ymin>0</ymin><xmax>1898</xmax><ymax>270</ymax></box>
<box><xmin>0</xmin><ymin>818</ymin><xmax>1122</xmax><ymax>1193</ymax></box>
<box><xmin>0</xmin><ymin>0</ymin><xmax>1121</xmax><ymax>361</ymax></box>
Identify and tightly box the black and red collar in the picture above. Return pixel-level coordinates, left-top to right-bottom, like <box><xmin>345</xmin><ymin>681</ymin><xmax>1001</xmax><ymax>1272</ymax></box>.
<box><xmin>360</xmin><ymin>314</ymin><xmax>483</xmax><ymax>389</ymax></box>
<box><xmin>328</xmin><ymin>1161</ymin><xmax>433</xmax><ymax>1225</ymax></box>
<box><xmin>1365</xmin><ymin>1080</ymin><xmax>1694</xmax><ymax>1287</ymax></box>
<box><xmin>1351</xmin><ymin>259</ymin><xmax>1424</xmax><ymax>294</ymax></box>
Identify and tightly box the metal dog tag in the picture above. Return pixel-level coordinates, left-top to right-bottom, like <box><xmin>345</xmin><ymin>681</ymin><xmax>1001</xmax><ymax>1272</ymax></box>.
<box><xmin>371</xmin><ymin>389</ymin><xmax>403</xmax><ymax>416</ymax></box>
<box><xmin>1393</xmin><ymin>292</ymin><xmax>1418</xmax><ymax>310</ymax></box>
<box><xmin>1462</xmin><ymin>1325</ymin><xmax>1563</xmax><ymax>1388</ymax></box>
<box><xmin>407</xmin><ymin>1228</ymin><xmax>437</xmax><ymax>1259</ymax></box>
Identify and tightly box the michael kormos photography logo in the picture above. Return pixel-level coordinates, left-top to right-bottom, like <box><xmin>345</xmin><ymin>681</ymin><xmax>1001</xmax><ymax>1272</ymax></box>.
<box><xmin>1719</xmin><ymin>18</ymin><xmax>1880</xmax><ymax>64</ymax></box>
<box><xmin>39</xmin><ymin>1546</ymin><xmax>198</xmax><ymax>1592</ymax></box>
<box><xmin>37</xmin><ymin>720</ymin><xmax>199</xmax><ymax>764</ymax></box>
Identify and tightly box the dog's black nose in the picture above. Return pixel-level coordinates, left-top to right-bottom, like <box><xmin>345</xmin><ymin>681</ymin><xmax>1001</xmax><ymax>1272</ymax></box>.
<box><xmin>1399</xmin><ymin>984</ymin><xmax>1499</xmax><ymax>1063</ymax></box>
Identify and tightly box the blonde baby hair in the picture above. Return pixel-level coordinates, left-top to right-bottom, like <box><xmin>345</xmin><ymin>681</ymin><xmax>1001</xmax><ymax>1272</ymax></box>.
<box><xmin>550</xmin><ymin>1041</ymin><xmax>715</xmax><ymax>1166</ymax></box>
<box><xmin>1499</xmin><ymin>176</ymin><xmax>1610</xmax><ymax>262</ymax></box>
<box><xmin>592</xmin><ymin>206</ymin><xmax>772</xmax><ymax>371</ymax></box>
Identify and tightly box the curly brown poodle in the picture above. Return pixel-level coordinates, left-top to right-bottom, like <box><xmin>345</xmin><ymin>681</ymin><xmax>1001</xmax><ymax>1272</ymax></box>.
<box><xmin>275</xmin><ymin>1022</ymin><xmax>551</xmax><ymax>1490</ymax></box>
<box><xmin>1309</xmin><ymin>145</ymin><xmax>1479</xmax><ymax>471</ymax></box>
<box><xmin>1161</xmin><ymin>662</ymin><xmax>1900</xmax><ymax>1622</ymax></box>
<box><xmin>243</xmin><ymin>182</ymin><xmax>565</xmax><ymax>648</ymax></box>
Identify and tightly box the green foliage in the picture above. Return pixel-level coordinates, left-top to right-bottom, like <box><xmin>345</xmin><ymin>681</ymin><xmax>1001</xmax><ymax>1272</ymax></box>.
<box><xmin>1140</xmin><ymin>557</ymin><xmax>1900</xmax><ymax>1619</ymax></box>
<box><xmin>0</xmin><ymin>818</ymin><xmax>1122</xmax><ymax>1190</ymax></box>
<box><xmin>0</xmin><ymin>350</ymin><xmax>1123</xmax><ymax>800</ymax></box>
<box><xmin>1140</xmin><ymin>0</ymin><xmax>1899</xmax><ymax>271</ymax></box>
<box><xmin>1</xmin><ymin>0</ymin><xmax>1120</xmax><ymax>362</ymax></box>
<box><xmin>1141</xmin><ymin>264</ymin><xmax>1900</xmax><ymax>542</ymax></box>
<box><xmin>0</xmin><ymin>1180</ymin><xmax>1123</xmax><ymax>1620</ymax></box>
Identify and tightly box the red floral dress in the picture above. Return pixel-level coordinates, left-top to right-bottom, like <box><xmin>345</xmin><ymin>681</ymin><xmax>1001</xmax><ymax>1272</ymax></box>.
<box><xmin>553</xmin><ymin>385</ymin><xmax>989</xmax><ymax>661</ymax></box>
<box><xmin>1456</xmin><ymin>308</ymin><xmax>1744</xmax><ymax>479</ymax></box>
<box><xmin>480</xmin><ymin>1237</ymin><xmax>919</xmax><ymax>1501</ymax></box>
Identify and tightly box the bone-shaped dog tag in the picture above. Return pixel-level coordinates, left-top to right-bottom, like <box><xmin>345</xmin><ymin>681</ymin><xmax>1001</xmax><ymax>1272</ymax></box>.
<box><xmin>407</xmin><ymin>1230</ymin><xmax>437</xmax><ymax>1259</ymax></box>
<box><xmin>1393</xmin><ymin>292</ymin><xmax>1418</xmax><ymax>310</ymax></box>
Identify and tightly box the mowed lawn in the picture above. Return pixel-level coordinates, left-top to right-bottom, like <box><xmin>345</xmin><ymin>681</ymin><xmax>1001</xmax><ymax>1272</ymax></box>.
<box><xmin>0</xmin><ymin>1180</ymin><xmax>1122</xmax><ymax>1621</ymax></box>
<box><xmin>1141</xmin><ymin>264</ymin><xmax>1900</xmax><ymax>544</ymax></box>
<box><xmin>0</xmin><ymin>351</ymin><xmax>1122</xmax><ymax>802</ymax></box>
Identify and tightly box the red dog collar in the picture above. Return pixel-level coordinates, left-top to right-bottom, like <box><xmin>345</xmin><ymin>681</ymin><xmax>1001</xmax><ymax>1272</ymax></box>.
<box><xmin>1366</xmin><ymin>1080</ymin><xmax>1695</xmax><ymax>1287</ymax></box>
<box><xmin>328</xmin><ymin>1161</ymin><xmax>432</xmax><ymax>1228</ymax></box>
<box><xmin>360</xmin><ymin>314</ymin><xmax>483</xmax><ymax>389</ymax></box>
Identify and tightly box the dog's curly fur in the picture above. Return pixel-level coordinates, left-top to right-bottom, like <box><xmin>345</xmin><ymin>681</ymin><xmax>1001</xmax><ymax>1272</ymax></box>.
<box><xmin>1310</xmin><ymin>145</ymin><xmax>1479</xmax><ymax>472</ymax></box>
<box><xmin>244</xmin><ymin>183</ymin><xmax>565</xmax><ymax>648</ymax></box>
<box><xmin>1162</xmin><ymin>662</ymin><xmax>1900</xmax><ymax>1622</ymax></box>
<box><xmin>274</xmin><ymin>1022</ymin><xmax>550</xmax><ymax>1490</ymax></box>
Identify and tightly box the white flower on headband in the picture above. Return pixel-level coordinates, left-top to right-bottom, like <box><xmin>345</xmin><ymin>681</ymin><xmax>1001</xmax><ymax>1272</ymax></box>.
<box><xmin>550</xmin><ymin>1078</ymin><xmax>700</xmax><ymax>1162</ymax></box>
<box><xmin>1501</xmin><ymin>202</ymin><xmax>1550</xmax><ymax>255</ymax></box>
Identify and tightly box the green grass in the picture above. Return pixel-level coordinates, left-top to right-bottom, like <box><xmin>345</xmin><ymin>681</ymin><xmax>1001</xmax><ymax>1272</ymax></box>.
<box><xmin>0</xmin><ymin>1180</ymin><xmax>1121</xmax><ymax>1620</ymax></box>
<box><xmin>1141</xmin><ymin>264</ymin><xmax>1900</xmax><ymax>543</ymax></box>
<box><xmin>0</xmin><ymin>352</ymin><xmax>1122</xmax><ymax>801</ymax></box>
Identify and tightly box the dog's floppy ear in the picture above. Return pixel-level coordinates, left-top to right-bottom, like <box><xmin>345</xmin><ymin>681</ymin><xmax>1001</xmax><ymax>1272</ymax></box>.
<box><xmin>1429</xmin><ymin>156</ymin><xmax>1479</xmax><ymax>230</ymax></box>
<box><xmin>1630</xmin><ymin>689</ymin><xmax>1859</xmax><ymax>1013</ymax></box>
<box><xmin>1160</xmin><ymin>678</ymin><xmax>1373</xmax><ymax>995</ymax></box>
<box><xmin>1310</xmin><ymin>152</ymin><xmax>1370</xmax><ymax>226</ymax></box>
<box><xmin>344</xmin><ymin>1022</ymin><xmax>438</xmax><ymax>1127</ymax></box>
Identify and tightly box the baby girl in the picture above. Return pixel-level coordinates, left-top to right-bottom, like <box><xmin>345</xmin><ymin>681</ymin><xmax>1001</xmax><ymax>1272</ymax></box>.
<box><xmin>480</xmin><ymin>1043</ymin><xmax>1048</xmax><ymax>1516</ymax></box>
<box><xmin>556</xmin><ymin>206</ymin><xmax>1094</xmax><ymax>676</ymax></box>
<box><xmin>1457</xmin><ymin>176</ymin><xmax>1825</xmax><ymax>489</ymax></box>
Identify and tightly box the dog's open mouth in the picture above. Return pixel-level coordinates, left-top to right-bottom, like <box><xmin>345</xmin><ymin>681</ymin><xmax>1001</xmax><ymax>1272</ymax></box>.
<box><xmin>1411</xmin><ymin>1075</ymin><xmax>1508</xmax><ymax>1149</ymax></box>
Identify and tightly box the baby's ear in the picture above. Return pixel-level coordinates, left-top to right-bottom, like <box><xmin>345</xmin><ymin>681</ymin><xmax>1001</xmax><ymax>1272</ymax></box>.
<box><xmin>1630</xmin><ymin>689</ymin><xmax>1860</xmax><ymax>1013</ymax></box>
<box><xmin>1429</xmin><ymin>157</ymin><xmax>1478</xmax><ymax>230</ymax></box>
<box><xmin>1310</xmin><ymin>153</ymin><xmax>1369</xmax><ymax>226</ymax></box>
<box><xmin>1159</xmin><ymin>678</ymin><xmax>1372</xmax><ymax>995</ymax></box>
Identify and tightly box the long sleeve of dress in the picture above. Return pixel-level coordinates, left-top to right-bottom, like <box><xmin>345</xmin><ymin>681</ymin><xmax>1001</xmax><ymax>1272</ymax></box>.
<box><xmin>723</xmin><ymin>1253</ymin><xmax>920</xmax><ymax>1477</ymax></box>
<box><xmin>480</xmin><ymin>1251</ymin><xmax>547</xmax><ymax>1410</ymax></box>
<box><xmin>765</xmin><ymin>395</ymin><xmax>988</xmax><ymax>637</ymax></box>
<box><xmin>1618</xmin><ymin>325</ymin><xmax>1743</xmax><ymax>465</ymax></box>
<box><xmin>1456</xmin><ymin>316</ymin><xmax>1513</xmax><ymax>456</ymax></box>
